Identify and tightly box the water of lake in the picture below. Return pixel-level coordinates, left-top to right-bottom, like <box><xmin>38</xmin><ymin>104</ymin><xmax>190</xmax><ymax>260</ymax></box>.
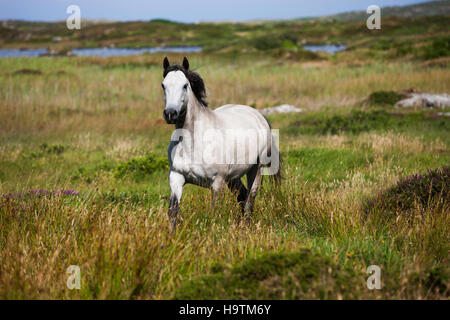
<box><xmin>0</xmin><ymin>45</ymin><xmax>345</xmax><ymax>57</ymax></box>
<box><xmin>0</xmin><ymin>46</ymin><xmax>203</xmax><ymax>58</ymax></box>
<box><xmin>303</xmin><ymin>45</ymin><xmax>346</xmax><ymax>54</ymax></box>
<box><xmin>0</xmin><ymin>48</ymin><xmax>49</xmax><ymax>58</ymax></box>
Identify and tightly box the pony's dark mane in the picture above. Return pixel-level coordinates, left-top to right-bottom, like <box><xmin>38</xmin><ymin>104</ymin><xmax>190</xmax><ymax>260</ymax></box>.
<box><xmin>163</xmin><ymin>64</ymin><xmax>208</xmax><ymax>107</ymax></box>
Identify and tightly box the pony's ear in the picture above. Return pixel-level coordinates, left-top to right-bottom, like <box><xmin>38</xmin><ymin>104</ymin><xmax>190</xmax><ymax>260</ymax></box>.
<box><xmin>182</xmin><ymin>57</ymin><xmax>189</xmax><ymax>71</ymax></box>
<box><xmin>163</xmin><ymin>57</ymin><xmax>170</xmax><ymax>70</ymax></box>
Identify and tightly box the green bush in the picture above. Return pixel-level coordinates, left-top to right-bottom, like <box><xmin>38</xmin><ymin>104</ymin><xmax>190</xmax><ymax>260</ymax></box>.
<box><xmin>282</xmin><ymin>40</ymin><xmax>297</xmax><ymax>50</ymax></box>
<box><xmin>114</xmin><ymin>153</ymin><xmax>169</xmax><ymax>180</ymax></box>
<box><xmin>423</xmin><ymin>37</ymin><xmax>450</xmax><ymax>60</ymax></box>
<box><xmin>367</xmin><ymin>91</ymin><xmax>406</xmax><ymax>106</ymax></box>
<box><xmin>250</xmin><ymin>32</ymin><xmax>299</xmax><ymax>51</ymax></box>
<box><xmin>173</xmin><ymin>249</ymin><xmax>360</xmax><ymax>299</ymax></box>
<box><xmin>251</xmin><ymin>35</ymin><xmax>284</xmax><ymax>51</ymax></box>
<box><xmin>394</xmin><ymin>41</ymin><xmax>415</xmax><ymax>57</ymax></box>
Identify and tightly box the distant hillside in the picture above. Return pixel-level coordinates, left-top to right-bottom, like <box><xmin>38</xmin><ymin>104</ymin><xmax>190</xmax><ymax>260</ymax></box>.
<box><xmin>0</xmin><ymin>0</ymin><xmax>448</xmax><ymax>62</ymax></box>
<box><xmin>315</xmin><ymin>0</ymin><xmax>450</xmax><ymax>22</ymax></box>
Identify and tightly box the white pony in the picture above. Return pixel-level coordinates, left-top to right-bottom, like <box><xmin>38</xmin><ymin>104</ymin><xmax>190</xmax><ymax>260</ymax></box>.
<box><xmin>161</xmin><ymin>57</ymin><xmax>280</xmax><ymax>230</ymax></box>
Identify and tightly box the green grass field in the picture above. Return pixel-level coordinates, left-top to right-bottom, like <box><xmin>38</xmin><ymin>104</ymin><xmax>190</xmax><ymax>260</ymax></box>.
<box><xmin>0</xmin><ymin>52</ymin><xmax>448</xmax><ymax>299</ymax></box>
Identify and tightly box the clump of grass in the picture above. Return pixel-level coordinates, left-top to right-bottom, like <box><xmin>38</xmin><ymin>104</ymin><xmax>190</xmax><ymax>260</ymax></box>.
<box><xmin>409</xmin><ymin>265</ymin><xmax>449</xmax><ymax>296</ymax></box>
<box><xmin>12</xmin><ymin>69</ymin><xmax>42</xmax><ymax>76</ymax></box>
<box><xmin>173</xmin><ymin>249</ymin><xmax>361</xmax><ymax>299</ymax></box>
<box><xmin>364</xmin><ymin>166</ymin><xmax>449</xmax><ymax>217</ymax></box>
<box><xmin>367</xmin><ymin>91</ymin><xmax>406</xmax><ymax>106</ymax></box>
<box><xmin>2</xmin><ymin>189</ymin><xmax>79</xmax><ymax>198</ymax></box>
<box><xmin>22</xmin><ymin>143</ymin><xmax>67</xmax><ymax>158</ymax></box>
<box><xmin>286</xmin><ymin>109</ymin><xmax>449</xmax><ymax>136</ymax></box>
<box><xmin>320</xmin><ymin>110</ymin><xmax>392</xmax><ymax>134</ymax></box>
<box><xmin>99</xmin><ymin>190</ymin><xmax>162</xmax><ymax>207</ymax></box>
<box><xmin>114</xmin><ymin>153</ymin><xmax>169</xmax><ymax>180</ymax></box>
<box><xmin>39</xmin><ymin>143</ymin><xmax>66</xmax><ymax>155</ymax></box>
<box><xmin>273</xmin><ymin>48</ymin><xmax>322</xmax><ymax>61</ymax></box>
<box><xmin>71</xmin><ymin>160</ymin><xmax>116</xmax><ymax>183</ymax></box>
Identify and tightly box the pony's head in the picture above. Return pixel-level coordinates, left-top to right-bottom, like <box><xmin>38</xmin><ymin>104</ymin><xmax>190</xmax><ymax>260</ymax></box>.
<box><xmin>161</xmin><ymin>57</ymin><xmax>207</xmax><ymax>125</ymax></box>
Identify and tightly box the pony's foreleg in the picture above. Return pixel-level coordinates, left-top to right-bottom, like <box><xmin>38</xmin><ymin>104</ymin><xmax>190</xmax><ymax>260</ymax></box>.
<box><xmin>244</xmin><ymin>164</ymin><xmax>262</xmax><ymax>219</ymax></box>
<box><xmin>168</xmin><ymin>171</ymin><xmax>185</xmax><ymax>232</ymax></box>
<box><xmin>211</xmin><ymin>176</ymin><xmax>226</xmax><ymax>206</ymax></box>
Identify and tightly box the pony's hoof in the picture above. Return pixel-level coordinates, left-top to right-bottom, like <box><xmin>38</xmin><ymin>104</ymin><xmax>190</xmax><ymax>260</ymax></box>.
<box><xmin>169</xmin><ymin>215</ymin><xmax>183</xmax><ymax>233</ymax></box>
<box><xmin>242</xmin><ymin>213</ymin><xmax>253</xmax><ymax>225</ymax></box>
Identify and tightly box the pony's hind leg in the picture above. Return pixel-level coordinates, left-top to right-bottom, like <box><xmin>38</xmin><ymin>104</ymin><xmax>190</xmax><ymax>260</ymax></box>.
<box><xmin>227</xmin><ymin>178</ymin><xmax>248</xmax><ymax>213</ymax></box>
<box><xmin>244</xmin><ymin>163</ymin><xmax>262</xmax><ymax>219</ymax></box>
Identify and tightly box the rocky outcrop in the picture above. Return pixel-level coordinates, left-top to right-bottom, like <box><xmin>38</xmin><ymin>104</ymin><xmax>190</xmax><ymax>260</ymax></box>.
<box><xmin>396</xmin><ymin>93</ymin><xmax>450</xmax><ymax>109</ymax></box>
<box><xmin>259</xmin><ymin>104</ymin><xmax>302</xmax><ymax>115</ymax></box>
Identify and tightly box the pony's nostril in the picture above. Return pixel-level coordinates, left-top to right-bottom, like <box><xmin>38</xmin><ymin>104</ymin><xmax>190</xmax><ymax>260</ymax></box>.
<box><xmin>164</xmin><ymin>109</ymin><xmax>178</xmax><ymax>122</ymax></box>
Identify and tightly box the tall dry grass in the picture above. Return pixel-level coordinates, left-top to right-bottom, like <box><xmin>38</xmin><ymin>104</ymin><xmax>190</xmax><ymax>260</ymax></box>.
<box><xmin>0</xmin><ymin>54</ymin><xmax>448</xmax><ymax>299</ymax></box>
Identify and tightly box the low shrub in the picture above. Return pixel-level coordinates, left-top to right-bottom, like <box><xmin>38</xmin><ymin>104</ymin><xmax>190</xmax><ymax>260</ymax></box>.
<box><xmin>364</xmin><ymin>166</ymin><xmax>449</xmax><ymax>216</ymax></box>
<box><xmin>173</xmin><ymin>249</ymin><xmax>361</xmax><ymax>299</ymax></box>
<box><xmin>367</xmin><ymin>91</ymin><xmax>406</xmax><ymax>106</ymax></box>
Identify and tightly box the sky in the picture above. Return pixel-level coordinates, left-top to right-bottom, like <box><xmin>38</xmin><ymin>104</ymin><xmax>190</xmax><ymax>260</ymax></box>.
<box><xmin>0</xmin><ymin>0</ymin><xmax>435</xmax><ymax>22</ymax></box>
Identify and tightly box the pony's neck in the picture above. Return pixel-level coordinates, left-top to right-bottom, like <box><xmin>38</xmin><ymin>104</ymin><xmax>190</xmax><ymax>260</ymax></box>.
<box><xmin>179</xmin><ymin>90</ymin><xmax>210</xmax><ymax>132</ymax></box>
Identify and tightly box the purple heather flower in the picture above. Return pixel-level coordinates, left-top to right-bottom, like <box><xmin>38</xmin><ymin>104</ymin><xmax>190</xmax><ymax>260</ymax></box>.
<box><xmin>55</xmin><ymin>189</ymin><xmax>79</xmax><ymax>196</ymax></box>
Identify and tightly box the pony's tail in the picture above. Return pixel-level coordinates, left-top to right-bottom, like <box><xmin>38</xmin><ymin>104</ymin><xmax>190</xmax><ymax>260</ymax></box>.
<box><xmin>270</xmin><ymin>138</ymin><xmax>282</xmax><ymax>186</ymax></box>
<box><xmin>262</xmin><ymin>115</ymin><xmax>282</xmax><ymax>186</ymax></box>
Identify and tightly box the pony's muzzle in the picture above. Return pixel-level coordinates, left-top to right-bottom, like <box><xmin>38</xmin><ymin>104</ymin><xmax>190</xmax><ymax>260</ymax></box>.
<box><xmin>163</xmin><ymin>108</ymin><xmax>178</xmax><ymax>124</ymax></box>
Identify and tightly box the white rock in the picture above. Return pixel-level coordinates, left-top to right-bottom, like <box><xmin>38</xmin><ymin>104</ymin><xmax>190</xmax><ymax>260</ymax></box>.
<box><xmin>259</xmin><ymin>104</ymin><xmax>302</xmax><ymax>115</ymax></box>
<box><xmin>396</xmin><ymin>93</ymin><xmax>450</xmax><ymax>109</ymax></box>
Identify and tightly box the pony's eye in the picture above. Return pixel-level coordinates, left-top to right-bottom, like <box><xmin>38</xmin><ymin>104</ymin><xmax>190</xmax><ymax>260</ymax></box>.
<box><xmin>183</xmin><ymin>84</ymin><xmax>188</xmax><ymax>90</ymax></box>
<box><xmin>161</xmin><ymin>83</ymin><xmax>165</xmax><ymax>90</ymax></box>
